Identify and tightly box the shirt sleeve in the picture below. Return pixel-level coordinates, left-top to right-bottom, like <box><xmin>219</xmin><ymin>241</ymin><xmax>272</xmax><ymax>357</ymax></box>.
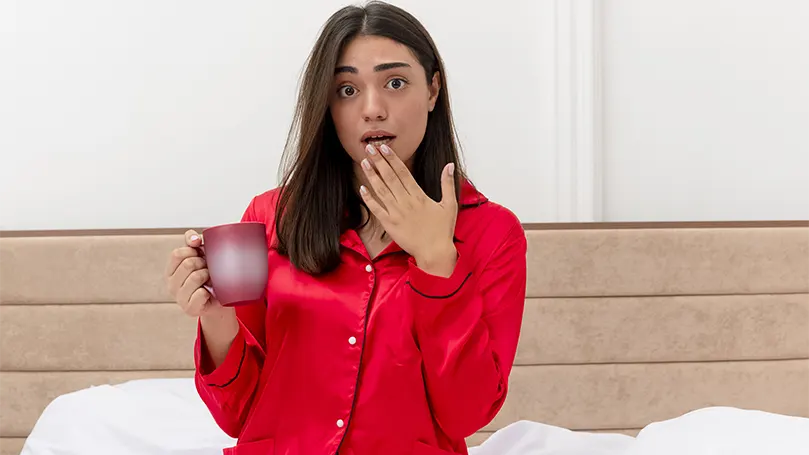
<box><xmin>406</xmin><ymin>222</ymin><xmax>528</xmax><ymax>439</ymax></box>
<box><xmin>193</xmin><ymin>196</ymin><xmax>270</xmax><ymax>438</ymax></box>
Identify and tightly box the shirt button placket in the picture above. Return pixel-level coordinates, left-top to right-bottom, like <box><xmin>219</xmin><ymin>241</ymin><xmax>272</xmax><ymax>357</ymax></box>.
<box><xmin>337</xmin><ymin>262</ymin><xmax>372</xmax><ymax>439</ymax></box>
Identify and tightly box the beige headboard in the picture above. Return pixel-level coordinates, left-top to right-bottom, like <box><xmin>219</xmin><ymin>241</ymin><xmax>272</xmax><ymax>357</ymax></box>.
<box><xmin>1</xmin><ymin>222</ymin><xmax>808</xmax><ymax>454</ymax></box>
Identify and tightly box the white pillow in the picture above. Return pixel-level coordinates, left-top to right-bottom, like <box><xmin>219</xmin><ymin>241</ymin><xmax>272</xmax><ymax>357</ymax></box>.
<box><xmin>22</xmin><ymin>378</ymin><xmax>236</xmax><ymax>455</ymax></box>
<box><xmin>626</xmin><ymin>406</ymin><xmax>809</xmax><ymax>455</ymax></box>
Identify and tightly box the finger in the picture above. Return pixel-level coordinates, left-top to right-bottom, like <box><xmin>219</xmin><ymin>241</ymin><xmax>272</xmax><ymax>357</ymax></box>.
<box><xmin>186</xmin><ymin>230</ymin><xmax>204</xmax><ymax>259</ymax></box>
<box><xmin>165</xmin><ymin>246</ymin><xmax>200</xmax><ymax>278</ymax></box>
<box><xmin>366</xmin><ymin>144</ymin><xmax>407</xmax><ymax>201</ymax></box>
<box><xmin>185</xmin><ymin>230</ymin><xmax>203</xmax><ymax>247</ymax></box>
<box><xmin>177</xmin><ymin>268</ymin><xmax>210</xmax><ymax>308</ymax></box>
<box><xmin>378</xmin><ymin>143</ymin><xmax>422</xmax><ymax>196</ymax></box>
<box><xmin>361</xmin><ymin>157</ymin><xmax>397</xmax><ymax>210</ymax></box>
<box><xmin>182</xmin><ymin>267</ymin><xmax>210</xmax><ymax>294</ymax></box>
<box><xmin>359</xmin><ymin>185</ymin><xmax>390</xmax><ymax>221</ymax></box>
<box><xmin>440</xmin><ymin>162</ymin><xmax>457</xmax><ymax>209</ymax></box>
<box><xmin>187</xmin><ymin>287</ymin><xmax>213</xmax><ymax>316</ymax></box>
<box><xmin>172</xmin><ymin>256</ymin><xmax>206</xmax><ymax>286</ymax></box>
<box><xmin>203</xmin><ymin>284</ymin><xmax>216</xmax><ymax>299</ymax></box>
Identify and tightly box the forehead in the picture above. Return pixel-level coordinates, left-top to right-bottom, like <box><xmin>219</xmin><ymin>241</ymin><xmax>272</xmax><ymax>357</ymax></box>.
<box><xmin>336</xmin><ymin>35</ymin><xmax>420</xmax><ymax>70</ymax></box>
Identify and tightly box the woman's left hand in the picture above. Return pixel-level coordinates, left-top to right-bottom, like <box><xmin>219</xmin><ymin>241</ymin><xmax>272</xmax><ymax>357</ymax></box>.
<box><xmin>359</xmin><ymin>143</ymin><xmax>458</xmax><ymax>277</ymax></box>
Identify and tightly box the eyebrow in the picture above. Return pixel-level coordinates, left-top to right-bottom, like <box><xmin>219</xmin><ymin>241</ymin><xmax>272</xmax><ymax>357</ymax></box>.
<box><xmin>334</xmin><ymin>62</ymin><xmax>411</xmax><ymax>74</ymax></box>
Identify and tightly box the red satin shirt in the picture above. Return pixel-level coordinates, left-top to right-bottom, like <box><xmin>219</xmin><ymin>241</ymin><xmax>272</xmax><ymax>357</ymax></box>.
<box><xmin>194</xmin><ymin>181</ymin><xmax>528</xmax><ymax>455</ymax></box>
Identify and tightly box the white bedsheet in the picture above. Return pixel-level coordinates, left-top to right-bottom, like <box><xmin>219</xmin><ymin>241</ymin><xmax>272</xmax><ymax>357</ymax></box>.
<box><xmin>469</xmin><ymin>408</ymin><xmax>809</xmax><ymax>455</ymax></box>
<box><xmin>22</xmin><ymin>378</ymin><xmax>236</xmax><ymax>455</ymax></box>
<box><xmin>468</xmin><ymin>421</ymin><xmax>634</xmax><ymax>455</ymax></box>
<box><xmin>21</xmin><ymin>378</ymin><xmax>809</xmax><ymax>455</ymax></box>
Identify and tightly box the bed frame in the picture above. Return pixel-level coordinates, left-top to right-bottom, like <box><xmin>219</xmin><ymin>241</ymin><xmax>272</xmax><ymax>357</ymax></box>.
<box><xmin>1</xmin><ymin>222</ymin><xmax>808</xmax><ymax>454</ymax></box>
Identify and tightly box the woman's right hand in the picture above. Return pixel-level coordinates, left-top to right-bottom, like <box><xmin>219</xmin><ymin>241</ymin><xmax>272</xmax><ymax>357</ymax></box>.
<box><xmin>166</xmin><ymin>230</ymin><xmax>238</xmax><ymax>370</ymax></box>
<box><xmin>165</xmin><ymin>229</ymin><xmax>223</xmax><ymax>318</ymax></box>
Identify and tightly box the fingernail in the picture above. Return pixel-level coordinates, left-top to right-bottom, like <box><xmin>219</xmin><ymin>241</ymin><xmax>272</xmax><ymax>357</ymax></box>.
<box><xmin>366</xmin><ymin>144</ymin><xmax>377</xmax><ymax>155</ymax></box>
<box><xmin>448</xmin><ymin>163</ymin><xmax>455</xmax><ymax>176</ymax></box>
<box><xmin>380</xmin><ymin>144</ymin><xmax>392</xmax><ymax>155</ymax></box>
<box><xmin>190</xmin><ymin>235</ymin><xmax>199</xmax><ymax>241</ymax></box>
<box><xmin>360</xmin><ymin>185</ymin><xmax>368</xmax><ymax>195</ymax></box>
<box><xmin>362</xmin><ymin>159</ymin><xmax>371</xmax><ymax>170</ymax></box>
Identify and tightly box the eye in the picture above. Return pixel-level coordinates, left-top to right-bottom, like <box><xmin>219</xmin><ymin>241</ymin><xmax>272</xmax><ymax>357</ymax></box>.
<box><xmin>386</xmin><ymin>78</ymin><xmax>408</xmax><ymax>90</ymax></box>
<box><xmin>338</xmin><ymin>85</ymin><xmax>357</xmax><ymax>98</ymax></box>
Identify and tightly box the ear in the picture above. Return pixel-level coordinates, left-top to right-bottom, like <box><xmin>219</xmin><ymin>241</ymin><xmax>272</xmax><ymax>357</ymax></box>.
<box><xmin>428</xmin><ymin>71</ymin><xmax>441</xmax><ymax>112</ymax></box>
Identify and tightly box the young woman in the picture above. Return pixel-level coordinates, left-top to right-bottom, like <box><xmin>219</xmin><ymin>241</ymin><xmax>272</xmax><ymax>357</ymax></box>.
<box><xmin>165</xmin><ymin>2</ymin><xmax>527</xmax><ymax>454</ymax></box>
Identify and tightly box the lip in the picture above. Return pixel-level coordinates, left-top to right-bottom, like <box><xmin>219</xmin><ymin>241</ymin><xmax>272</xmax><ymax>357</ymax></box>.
<box><xmin>361</xmin><ymin>129</ymin><xmax>396</xmax><ymax>142</ymax></box>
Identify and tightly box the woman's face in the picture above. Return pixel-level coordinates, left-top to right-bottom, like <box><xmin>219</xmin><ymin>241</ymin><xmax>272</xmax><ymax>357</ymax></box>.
<box><xmin>329</xmin><ymin>35</ymin><xmax>440</xmax><ymax>169</ymax></box>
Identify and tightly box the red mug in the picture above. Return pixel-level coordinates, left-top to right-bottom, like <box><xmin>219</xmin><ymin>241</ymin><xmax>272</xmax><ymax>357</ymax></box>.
<box><xmin>200</xmin><ymin>222</ymin><xmax>268</xmax><ymax>307</ymax></box>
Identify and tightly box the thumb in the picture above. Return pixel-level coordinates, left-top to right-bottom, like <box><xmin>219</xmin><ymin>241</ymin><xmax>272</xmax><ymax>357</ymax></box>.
<box><xmin>185</xmin><ymin>229</ymin><xmax>203</xmax><ymax>248</ymax></box>
<box><xmin>440</xmin><ymin>163</ymin><xmax>457</xmax><ymax>208</ymax></box>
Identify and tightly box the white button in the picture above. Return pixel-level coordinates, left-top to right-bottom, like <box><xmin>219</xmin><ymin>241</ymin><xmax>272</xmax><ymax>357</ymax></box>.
<box><xmin>365</xmin><ymin>264</ymin><xmax>373</xmax><ymax>272</ymax></box>
<box><xmin>336</xmin><ymin>419</ymin><xmax>344</xmax><ymax>428</ymax></box>
<box><xmin>348</xmin><ymin>336</ymin><xmax>357</xmax><ymax>345</ymax></box>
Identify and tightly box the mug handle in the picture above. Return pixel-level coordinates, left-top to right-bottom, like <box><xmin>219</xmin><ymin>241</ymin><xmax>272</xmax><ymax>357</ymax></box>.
<box><xmin>195</xmin><ymin>243</ymin><xmax>217</xmax><ymax>299</ymax></box>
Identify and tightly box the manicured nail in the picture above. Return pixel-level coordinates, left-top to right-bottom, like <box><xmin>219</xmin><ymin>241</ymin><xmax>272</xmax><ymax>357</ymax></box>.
<box><xmin>447</xmin><ymin>163</ymin><xmax>455</xmax><ymax>176</ymax></box>
<box><xmin>366</xmin><ymin>144</ymin><xmax>377</xmax><ymax>155</ymax></box>
<box><xmin>380</xmin><ymin>144</ymin><xmax>392</xmax><ymax>155</ymax></box>
<box><xmin>360</xmin><ymin>185</ymin><xmax>368</xmax><ymax>195</ymax></box>
<box><xmin>190</xmin><ymin>235</ymin><xmax>199</xmax><ymax>241</ymax></box>
<box><xmin>362</xmin><ymin>159</ymin><xmax>371</xmax><ymax>170</ymax></box>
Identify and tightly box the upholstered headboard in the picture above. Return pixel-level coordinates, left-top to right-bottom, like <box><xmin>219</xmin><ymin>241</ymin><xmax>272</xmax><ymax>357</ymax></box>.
<box><xmin>1</xmin><ymin>222</ymin><xmax>808</xmax><ymax>454</ymax></box>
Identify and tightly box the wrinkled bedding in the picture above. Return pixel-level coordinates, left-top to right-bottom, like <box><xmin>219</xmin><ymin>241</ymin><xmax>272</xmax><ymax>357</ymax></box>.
<box><xmin>22</xmin><ymin>379</ymin><xmax>236</xmax><ymax>455</ymax></box>
<box><xmin>470</xmin><ymin>407</ymin><xmax>809</xmax><ymax>455</ymax></box>
<box><xmin>21</xmin><ymin>379</ymin><xmax>809</xmax><ymax>455</ymax></box>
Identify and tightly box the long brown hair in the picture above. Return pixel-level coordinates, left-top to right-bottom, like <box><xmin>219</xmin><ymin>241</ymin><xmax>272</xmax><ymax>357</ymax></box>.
<box><xmin>275</xmin><ymin>0</ymin><xmax>467</xmax><ymax>275</ymax></box>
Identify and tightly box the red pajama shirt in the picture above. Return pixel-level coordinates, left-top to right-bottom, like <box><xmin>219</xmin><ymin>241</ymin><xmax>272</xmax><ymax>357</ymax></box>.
<box><xmin>194</xmin><ymin>181</ymin><xmax>527</xmax><ymax>455</ymax></box>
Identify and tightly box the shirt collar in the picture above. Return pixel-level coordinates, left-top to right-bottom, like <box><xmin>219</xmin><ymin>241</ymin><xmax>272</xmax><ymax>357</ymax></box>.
<box><xmin>459</xmin><ymin>178</ymin><xmax>487</xmax><ymax>208</ymax></box>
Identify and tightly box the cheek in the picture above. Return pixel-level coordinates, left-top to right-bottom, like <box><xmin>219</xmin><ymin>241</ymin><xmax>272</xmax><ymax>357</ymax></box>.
<box><xmin>329</xmin><ymin>105</ymin><xmax>364</xmax><ymax>161</ymax></box>
<box><xmin>396</xmin><ymin>102</ymin><xmax>430</xmax><ymax>160</ymax></box>
<box><xmin>330</xmin><ymin>105</ymin><xmax>351</xmax><ymax>140</ymax></box>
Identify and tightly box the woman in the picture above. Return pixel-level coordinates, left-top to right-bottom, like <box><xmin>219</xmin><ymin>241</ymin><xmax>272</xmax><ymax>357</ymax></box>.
<box><xmin>165</xmin><ymin>2</ymin><xmax>527</xmax><ymax>454</ymax></box>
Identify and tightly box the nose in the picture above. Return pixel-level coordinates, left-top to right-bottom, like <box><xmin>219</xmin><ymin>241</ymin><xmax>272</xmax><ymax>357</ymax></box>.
<box><xmin>361</xmin><ymin>89</ymin><xmax>387</xmax><ymax>121</ymax></box>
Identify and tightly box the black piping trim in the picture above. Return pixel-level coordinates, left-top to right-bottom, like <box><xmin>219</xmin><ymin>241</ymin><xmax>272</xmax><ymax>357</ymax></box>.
<box><xmin>207</xmin><ymin>337</ymin><xmax>246</xmax><ymax>388</ymax></box>
<box><xmin>459</xmin><ymin>195</ymin><xmax>488</xmax><ymax>210</ymax></box>
<box><xmin>406</xmin><ymin>272</ymin><xmax>473</xmax><ymax>299</ymax></box>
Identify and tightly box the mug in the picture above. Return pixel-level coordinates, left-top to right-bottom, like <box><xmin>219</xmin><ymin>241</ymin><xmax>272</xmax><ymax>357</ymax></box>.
<box><xmin>200</xmin><ymin>222</ymin><xmax>268</xmax><ymax>307</ymax></box>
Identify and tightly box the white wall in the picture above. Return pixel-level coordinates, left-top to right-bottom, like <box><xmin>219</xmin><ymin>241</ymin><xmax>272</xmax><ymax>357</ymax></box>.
<box><xmin>3</xmin><ymin>1</ymin><xmax>807</xmax><ymax>230</ymax></box>
<box><xmin>1</xmin><ymin>0</ymin><xmax>548</xmax><ymax>230</ymax></box>
<box><xmin>602</xmin><ymin>0</ymin><xmax>809</xmax><ymax>221</ymax></box>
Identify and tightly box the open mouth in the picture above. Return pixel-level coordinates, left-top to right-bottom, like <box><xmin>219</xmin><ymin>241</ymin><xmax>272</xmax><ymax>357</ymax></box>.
<box><xmin>363</xmin><ymin>135</ymin><xmax>396</xmax><ymax>147</ymax></box>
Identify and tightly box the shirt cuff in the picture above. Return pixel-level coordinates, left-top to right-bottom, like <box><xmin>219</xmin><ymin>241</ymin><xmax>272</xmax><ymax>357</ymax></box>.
<box><xmin>195</xmin><ymin>319</ymin><xmax>247</xmax><ymax>388</ymax></box>
<box><xmin>406</xmin><ymin>249</ymin><xmax>473</xmax><ymax>299</ymax></box>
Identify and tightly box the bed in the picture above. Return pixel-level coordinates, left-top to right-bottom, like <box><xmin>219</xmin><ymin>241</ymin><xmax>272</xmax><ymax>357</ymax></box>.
<box><xmin>1</xmin><ymin>222</ymin><xmax>807</xmax><ymax>454</ymax></box>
